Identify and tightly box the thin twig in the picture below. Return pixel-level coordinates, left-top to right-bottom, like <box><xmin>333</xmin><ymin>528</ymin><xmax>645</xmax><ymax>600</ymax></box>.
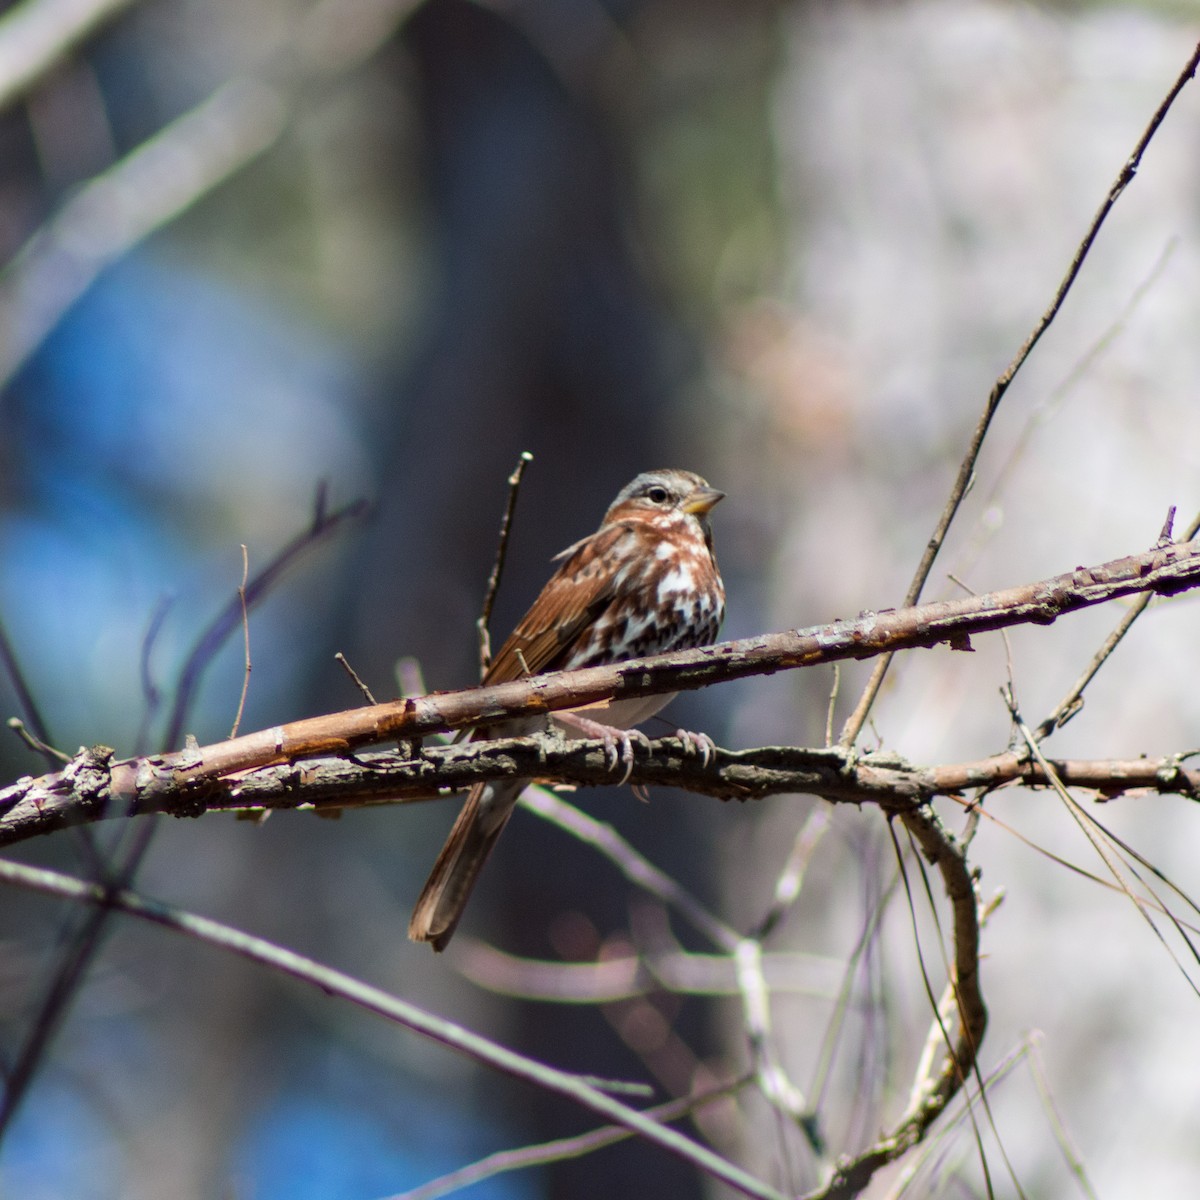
<box><xmin>838</xmin><ymin>38</ymin><xmax>1200</xmax><ymax>749</ymax></box>
<box><xmin>229</xmin><ymin>545</ymin><xmax>252</xmax><ymax>739</ymax></box>
<box><xmin>161</xmin><ymin>489</ymin><xmax>367</xmax><ymax>752</ymax></box>
<box><xmin>6</xmin><ymin>718</ymin><xmax>68</xmax><ymax>763</ymax></box>
<box><xmin>824</xmin><ymin>665</ymin><xmax>840</xmax><ymax>748</ymax></box>
<box><xmin>134</xmin><ymin>594</ymin><xmax>173</xmax><ymax>758</ymax></box>
<box><xmin>1034</xmin><ymin>510</ymin><xmax>1200</xmax><ymax>740</ymax></box>
<box><xmin>477</xmin><ymin>451</ymin><xmax>534</xmax><ymax>678</ymax></box>
<box><xmin>0</xmin><ymin>613</ymin><xmax>57</xmax><ymax>767</ymax></box>
<box><xmin>521</xmin><ymin>787</ymin><xmax>740</xmax><ymax>952</ymax></box>
<box><xmin>388</xmin><ymin>1074</ymin><xmax>752</xmax><ymax>1200</ymax></box>
<box><xmin>948</xmin><ymin>237</ymin><xmax>1180</xmax><ymax>585</ymax></box>
<box><xmin>335</xmin><ymin>652</ymin><xmax>378</xmax><ymax>705</ymax></box>
<box><xmin>1157</xmin><ymin>505</ymin><xmax>1177</xmax><ymax>546</ymax></box>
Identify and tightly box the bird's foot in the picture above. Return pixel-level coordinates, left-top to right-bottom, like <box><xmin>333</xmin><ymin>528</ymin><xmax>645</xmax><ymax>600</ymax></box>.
<box><xmin>674</xmin><ymin>728</ymin><xmax>716</xmax><ymax>767</ymax></box>
<box><xmin>556</xmin><ymin>712</ymin><xmax>651</xmax><ymax>786</ymax></box>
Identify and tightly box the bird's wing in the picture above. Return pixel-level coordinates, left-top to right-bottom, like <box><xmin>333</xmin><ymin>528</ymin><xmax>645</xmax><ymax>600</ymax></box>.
<box><xmin>483</xmin><ymin>521</ymin><xmax>635</xmax><ymax>685</ymax></box>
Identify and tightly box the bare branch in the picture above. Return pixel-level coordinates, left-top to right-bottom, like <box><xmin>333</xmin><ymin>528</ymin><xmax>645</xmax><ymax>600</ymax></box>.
<box><xmin>7</xmin><ymin>733</ymin><xmax>1199</xmax><ymax>850</ymax></box>
<box><xmin>0</xmin><ymin>858</ymin><xmax>789</xmax><ymax>1200</ymax></box>
<box><xmin>0</xmin><ymin>0</ymin><xmax>423</xmax><ymax>389</ymax></box>
<box><xmin>0</xmin><ymin>0</ymin><xmax>137</xmax><ymax>113</ymax></box>
<box><xmin>5</xmin><ymin>541</ymin><xmax>1200</xmax><ymax>843</ymax></box>
<box><xmin>477</xmin><ymin>451</ymin><xmax>534</xmax><ymax>677</ymax></box>
<box><xmin>1035</xmin><ymin>509</ymin><xmax>1200</xmax><ymax>740</ymax></box>
<box><xmin>51</xmin><ymin>535</ymin><xmax>1200</xmax><ymax>791</ymax></box>
<box><xmin>389</xmin><ymin>1074</ymin><xmax>753</xmax><ymax>1200</ymax></box>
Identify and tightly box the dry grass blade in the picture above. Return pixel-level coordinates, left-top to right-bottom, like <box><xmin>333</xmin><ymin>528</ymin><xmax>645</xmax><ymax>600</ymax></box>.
<box><xmin>1011</xmin><ymin>708</ymin><xmax>1200</xmax><ymax>999</ymax></box>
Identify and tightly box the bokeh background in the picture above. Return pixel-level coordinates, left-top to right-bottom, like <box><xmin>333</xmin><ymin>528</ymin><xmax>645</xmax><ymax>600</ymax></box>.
<box><xmin>2</xmin><ymin>0</ymin><xmax>1200</xmax><ymax>1196</ymax></box>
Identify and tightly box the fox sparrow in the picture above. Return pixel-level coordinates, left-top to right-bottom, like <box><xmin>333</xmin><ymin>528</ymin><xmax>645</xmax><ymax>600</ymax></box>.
<box><xmin>408</xmin><ymin>468</ymin><xmax>726</xmax><ymax>951</ymax></box>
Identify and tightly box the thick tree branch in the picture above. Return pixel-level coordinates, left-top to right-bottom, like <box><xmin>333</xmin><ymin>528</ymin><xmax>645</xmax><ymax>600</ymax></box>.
<box><xmin>4</xmin><ymin>539</ymin><xmax>1200</xmax><ymax>843</ymax></box>
<box><xmin>3</xmin><ymin>738</ymin><xmax>1197</xmax><ymax>848</ymax></box>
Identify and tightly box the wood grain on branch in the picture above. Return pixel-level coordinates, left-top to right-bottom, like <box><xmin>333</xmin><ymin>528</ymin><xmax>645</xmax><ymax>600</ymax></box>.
<box><xmin>5</xmin><ymin>738</ymin><xmax>1195</xmax><ymax>845</ymax></box>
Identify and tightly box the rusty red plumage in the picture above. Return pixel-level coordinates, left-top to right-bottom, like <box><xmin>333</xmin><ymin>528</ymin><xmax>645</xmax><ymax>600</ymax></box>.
<box><xmin>408</xmin><ymin>468</ymin><xmax>725</xmax><ymax>950</ymax></box>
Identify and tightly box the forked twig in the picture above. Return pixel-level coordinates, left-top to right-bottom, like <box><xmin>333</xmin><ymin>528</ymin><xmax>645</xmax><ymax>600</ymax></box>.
<box><xmin>1034</xmin><ymin>509</ymin><xmax>1200</xmax><ymax>740</ymax></box>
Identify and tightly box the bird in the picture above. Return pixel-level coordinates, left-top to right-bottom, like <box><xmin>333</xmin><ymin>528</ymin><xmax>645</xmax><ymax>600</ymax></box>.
<box><xmin>408</xmin><ymin>468</ymin><xmax>726</xmax><ymax>951</ymax></box>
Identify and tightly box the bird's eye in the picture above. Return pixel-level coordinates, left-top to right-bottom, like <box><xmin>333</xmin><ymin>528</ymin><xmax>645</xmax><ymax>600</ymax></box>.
<box><xmin>647</xmin><ymin>486</ymin><xmax>669</xmax><ymax>504</ymax></box>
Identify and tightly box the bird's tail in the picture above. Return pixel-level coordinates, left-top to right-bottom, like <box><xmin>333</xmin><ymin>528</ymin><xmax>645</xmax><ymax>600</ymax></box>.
<box><xmin>408</xmin><ymin>780</ymin><xmax>522</xmax><ymax>951</ymax></box>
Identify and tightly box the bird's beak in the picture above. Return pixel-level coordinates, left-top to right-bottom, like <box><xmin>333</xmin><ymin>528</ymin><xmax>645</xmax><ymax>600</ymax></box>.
<box><xmin>682</xmin><ymin>486</ymin><xmax>725</xmax><ymax>516</ymax></box>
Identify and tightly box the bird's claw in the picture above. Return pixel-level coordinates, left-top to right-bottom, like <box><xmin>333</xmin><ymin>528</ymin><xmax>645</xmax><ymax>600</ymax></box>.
<box><xmin>604</xmin><ymin>727</ymin><xmax>652</xmax><ymax>785</ymax></box>
<box><xmin>558</xmin><ymin>712</ymin><xmax>651</xmax><ymax>785</ymax></box>
<box><xmin>675</xmin><ymin>728</ymin><xmax>716</xmax><ymax>768</ymax></box>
